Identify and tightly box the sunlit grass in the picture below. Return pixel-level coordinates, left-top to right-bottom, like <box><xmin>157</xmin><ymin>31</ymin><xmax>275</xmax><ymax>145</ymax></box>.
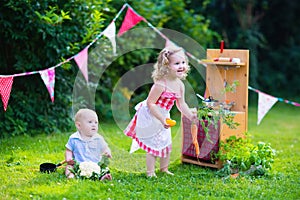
<box><xmin>1</xmin><ymin>103</ymin><xmax>299</xmax><ymax>199</ymax></box>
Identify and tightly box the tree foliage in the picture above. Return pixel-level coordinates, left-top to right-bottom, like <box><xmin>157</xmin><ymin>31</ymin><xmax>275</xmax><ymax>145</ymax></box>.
<box><xmin>188</xmin><ymin>0</ymin><xmax>300</xmax><ymax>98</ymax></box>
<box><xmin>0</xmin><ymin>0</ymin><xmax>113</xmax><ymax>136</ymax></box>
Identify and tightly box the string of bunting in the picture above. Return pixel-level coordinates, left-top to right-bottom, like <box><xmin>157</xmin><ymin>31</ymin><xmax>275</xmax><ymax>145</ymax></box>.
<box><xmin>0</xmin><ymin>3</ymin><xmax>129</xmax><ymax>110</ymax></box>
<box><xmin>0</xmin><ymin>3</ymin><xmax>299</xmax><ymax>126</ymax></box>
<box><xmin>248</xmin><ymin>86</ymin><xmax>299</xmax><ymax>124</ymax></box>
<box><xmin>248</xmin><ymin>86</ymin><xmax>300</xmax><ymax>107</ymax></box>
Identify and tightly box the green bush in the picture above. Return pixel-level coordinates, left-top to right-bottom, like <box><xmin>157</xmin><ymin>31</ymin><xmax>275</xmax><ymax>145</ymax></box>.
<box><xmin>0</xmin><ymin>0</ymin><xmax>113</xmax><ymax>136</ymax></box>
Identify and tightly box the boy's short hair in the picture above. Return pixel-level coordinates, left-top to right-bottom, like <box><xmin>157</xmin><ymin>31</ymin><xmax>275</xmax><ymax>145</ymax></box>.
<box><xmin>74</xmin><ymin>108</ymin><xmax>97</xmax><ymax>122</ymax></box>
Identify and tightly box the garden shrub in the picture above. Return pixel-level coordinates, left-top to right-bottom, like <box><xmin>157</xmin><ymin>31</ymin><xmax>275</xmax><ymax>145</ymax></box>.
<box><xmin>0</xmin><ymin>0</ymin><xmax>112</xmax><ymax>137</ymax></box>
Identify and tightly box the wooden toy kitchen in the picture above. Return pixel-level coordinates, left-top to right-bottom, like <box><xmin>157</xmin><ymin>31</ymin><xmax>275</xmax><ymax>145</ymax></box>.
<box><xmin>181</xmin><ymin>47</ymin><xmax>249</xmax><ymax>168</ymax></box>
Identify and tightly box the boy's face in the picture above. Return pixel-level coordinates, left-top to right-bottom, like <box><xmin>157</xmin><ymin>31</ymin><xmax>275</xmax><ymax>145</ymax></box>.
<box><xmin>76</xmin><ymin>111</ymin><xmax>98</xmax><ymax>137</ymax></box>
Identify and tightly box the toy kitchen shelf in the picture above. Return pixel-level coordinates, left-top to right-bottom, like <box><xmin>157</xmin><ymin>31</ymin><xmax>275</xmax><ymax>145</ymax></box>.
<box><xmin>181</xmin><ymin>49</ymin><xmax>249</xmax><ymax>169</ymax></box>
<box><xmin>200</xmin><ymin>61</ymin><xmax>246</xmax><ymax>67</ymax></box>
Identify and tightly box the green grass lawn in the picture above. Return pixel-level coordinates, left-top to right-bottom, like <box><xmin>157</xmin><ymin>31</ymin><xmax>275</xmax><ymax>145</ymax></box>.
<box><xmin>0</xmin><ymin>103</ymin><xmax>299</xmax><ymax>199</ymax></box>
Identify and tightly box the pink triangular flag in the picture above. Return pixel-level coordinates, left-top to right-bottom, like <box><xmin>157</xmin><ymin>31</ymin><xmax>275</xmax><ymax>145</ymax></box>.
<box><xmin>74</xmin><ymin>47</ymin><xmax>89</xmax><ymax>82</ymax></box>
<box><xmin>257</xmin><ymin>92</ymin><xmax>278</xmax><ymax>125</ymax></box>
<box><xmin>103</xmin><ymin>22</ymin><xmax>117</xmax><ymax>54</ymax></box>
<box><xmin>0</xmin><ymin>76</ymin><xmax>14</xmax><ymax>111</ymax></box>
<box><xmin>118</xmin><ymin>7</ymin><xmax>144</xmax><ymax>37</ymax></box>
<box><xmin>39</xmin><ymin>68</ymin><xmax>55</xmax><ymax>102</ymax></box>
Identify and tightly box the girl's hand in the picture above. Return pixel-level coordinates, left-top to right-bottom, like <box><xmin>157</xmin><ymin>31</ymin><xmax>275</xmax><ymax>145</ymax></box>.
<box><xmin>163</xmin><ymin>123</ymin><xmax>170</xmax><ymax>129</ymax></box>
<box><xmin>192</xmin><ymin>114</ymin><xmax>198</xmax><ymax>123</ymax></box>
<box><xmin>190</xmin><ymin>108</ymin><xmax>198</xmax><ymax>124</ymax></box>
<box><xmin>161</xmin><ymin>120</ymin><xmax>170</xmax><ymax>129</ymax></box>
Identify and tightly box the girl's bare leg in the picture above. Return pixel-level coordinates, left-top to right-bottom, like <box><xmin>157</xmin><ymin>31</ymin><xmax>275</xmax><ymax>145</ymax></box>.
<box><xmin>146</xmin><ymin>153</ymin><xmax>157</xmax><ymax>177</ymax></box>
<box><xmin>160</xmin><ymin>153</ymin><xmax>174</xmax><ymax>175</ymax></box>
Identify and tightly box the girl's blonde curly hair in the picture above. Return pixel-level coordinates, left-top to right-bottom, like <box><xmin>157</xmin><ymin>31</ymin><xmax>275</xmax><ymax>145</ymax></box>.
<box><xmin>151</xmin><ymin>46</ymin><xmax>190</xmax><ymax>81</ymax></box>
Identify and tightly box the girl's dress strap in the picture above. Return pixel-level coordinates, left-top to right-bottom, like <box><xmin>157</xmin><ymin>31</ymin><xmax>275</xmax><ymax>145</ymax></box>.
<box><xmin>164</xmin><ymin>79</ymin><xmax>167</xmax><ymax>92</ymax></box>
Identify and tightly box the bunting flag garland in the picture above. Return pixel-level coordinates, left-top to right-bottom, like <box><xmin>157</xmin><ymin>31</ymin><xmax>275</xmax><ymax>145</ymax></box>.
<box><xmin>39</xmin><ymin>68</ymin><xmax>55</xmax><ymax>102</ymax></box>
<box><xmin>0</xmin><ymin>76</ymin><xmax>14</xmax><ymax>111</ymax></box>
<box><xmin>248</xmin><ymin>86</ymin><xmax>300</xmax><ymax>107</ymax></box>
<box><xmin>248</xmin><ymin>86</ymin><xmax>299</xmax><ymax>125</ymax></box>
<box><xmin>0</xmin><ymin>3</ymin><xmax>299</xmax><ymax>121</ymax></box>
<box><xmin>103</xmin><ymin>22</ymin><xmax>117</xmax><ymax>54</ymax></box>
<box><xmin>257</xmin><ymin>92</ymin><xmax>278</xmax><ymax>125</ymax></box>
<box><xmin>277</xmin><ymin>97</ymin><xmax>300</xmax><ymax>106</ymax></box>
<box><xmin>74</xmin><ymin>47</ymin><xmax>89</xmax><ymax>82</ymax></box>
<box><xmin>117</xmin><ymin>7</ymin><xmax>144</xmax><ymax>37</ymax></box>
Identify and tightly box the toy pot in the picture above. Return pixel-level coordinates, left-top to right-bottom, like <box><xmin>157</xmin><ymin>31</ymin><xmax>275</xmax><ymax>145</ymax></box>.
<box><xmin>40</xmin><ymin>160</ymin><xmax>66</xmax><ymax>173</ymax></box>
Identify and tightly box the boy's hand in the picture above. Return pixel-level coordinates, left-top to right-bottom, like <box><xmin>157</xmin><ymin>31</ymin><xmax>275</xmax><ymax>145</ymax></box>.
<box><xmin>103</xmin><ymin>152</ymin><xmax>112</xmax><ymax>158</ymax></box>
<box><xmin>66</xmin><ymin>159</ymin><xmax>75</xmax><ymax>165</ymax></box>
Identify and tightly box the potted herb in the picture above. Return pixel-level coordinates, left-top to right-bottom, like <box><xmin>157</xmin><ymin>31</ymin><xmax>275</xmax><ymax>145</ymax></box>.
<box><xmin>197</xmin><ymin>102</ymin><xmax>239</xmax><ymax>141</ymax></box>
<box><xmin>215</xmin><ymin>135</ymin><xmax>276</xmax><ymax>177</ymax></box>
<box><xmin>197</xmin><ymin>80</ymin><xmax>240</xmax><ymax>138</ymax></box>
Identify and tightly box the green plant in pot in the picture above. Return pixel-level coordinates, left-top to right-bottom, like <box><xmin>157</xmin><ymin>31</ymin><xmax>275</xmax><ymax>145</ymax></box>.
<box><xmin>197</xmin><ymin>80</ymin><xmax>240</xmax><ymax>139</ymax></box>
<box><xmin>197</xmin><ymin>102</ymin><xmax>239</xmax><ymax>142</ymax></box>
<box><xmin>215</xmin><ymin>135</ymin><xmax>276</xmax><ymax>177</ymax></box>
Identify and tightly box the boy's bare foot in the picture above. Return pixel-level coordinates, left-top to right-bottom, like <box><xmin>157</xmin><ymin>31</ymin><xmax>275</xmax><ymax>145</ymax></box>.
<box><xmin>66</xmin><ymin>173</ymin><xmax>75</xmax><ymax>179</ymax></box>
<box><xmin>100</xmin><ymin>173</ymin><xmax>112</xmax><ymax>181</ymax></box>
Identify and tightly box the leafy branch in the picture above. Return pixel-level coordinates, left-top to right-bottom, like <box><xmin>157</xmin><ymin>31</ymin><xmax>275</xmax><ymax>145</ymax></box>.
<box><xmin>222</xmin><ymin>80</ymin><xmax>240</xmax><ymax>94</ymax></box>
<box><xmin>197</xmin><ymin>103</ymin><xmax>240</xmax><ymax>142</ymax></box>
<box><xmin>35</xmin><ymin>6</ymin><xmax>71</xmax><ymax>25</ymax></box>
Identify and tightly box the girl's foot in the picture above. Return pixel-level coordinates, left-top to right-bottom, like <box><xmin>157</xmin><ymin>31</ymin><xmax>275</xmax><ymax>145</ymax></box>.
<box><xmin>147</xmin><ymin>171</ymin><xmax>157</xmax><ymax>178</ymax></box>
<box><xmin>100</xmin><ymin>173</ymin><xmax>112</xmax><ymax>181</ymax></box>
<box><xmin>161</xmin><ymin>170</ymin><xmax>174</xmax><ymax>176</ymax></box>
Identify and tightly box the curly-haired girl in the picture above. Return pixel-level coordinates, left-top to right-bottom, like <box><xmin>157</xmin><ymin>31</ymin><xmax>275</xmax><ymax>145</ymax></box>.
<box><xmin>124</xmin><ymin>45</ymin><xmax>197</xmax><ymax>177</ymax></box>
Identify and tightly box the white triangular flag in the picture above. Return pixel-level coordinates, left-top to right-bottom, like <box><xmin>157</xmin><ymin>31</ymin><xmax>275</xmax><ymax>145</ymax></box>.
<box><xmin>103</xmin><ymin>22</ymin><xmax>116</xmax><ymax>54</ymax></box>
<box><xmin>39</xmin><ymin>68</ymin><xmax>55</xmax><ymax>102</ymax></box>
<box><xmin>257</xmin><ymin>92</ymin><xmax>278</xmax><ymax>125</ymax></box>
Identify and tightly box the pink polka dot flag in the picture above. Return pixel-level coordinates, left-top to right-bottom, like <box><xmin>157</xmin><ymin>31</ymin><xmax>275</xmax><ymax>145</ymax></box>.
<box><xmin>0</xmin><ymin>76</ymin><xmax>14</xmax><ymax>111</ymax></box>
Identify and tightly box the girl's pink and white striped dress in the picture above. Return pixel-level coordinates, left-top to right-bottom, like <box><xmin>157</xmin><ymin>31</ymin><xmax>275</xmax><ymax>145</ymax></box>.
<box><xmin>124</xmin><ymin>90</ymin><xmax>180</xmax><ymax>158</ymax></box>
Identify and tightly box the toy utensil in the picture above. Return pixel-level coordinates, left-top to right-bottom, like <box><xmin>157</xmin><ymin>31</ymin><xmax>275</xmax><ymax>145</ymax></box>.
<box><xmin>40</xmin><ymin>160</ymin><xmax>66</xmax><ymax>173</ymax></box>
<box><xmin>196</xmin><ymin>94</ymin><xmax>205</xmax><ymax>101</ymax></box>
